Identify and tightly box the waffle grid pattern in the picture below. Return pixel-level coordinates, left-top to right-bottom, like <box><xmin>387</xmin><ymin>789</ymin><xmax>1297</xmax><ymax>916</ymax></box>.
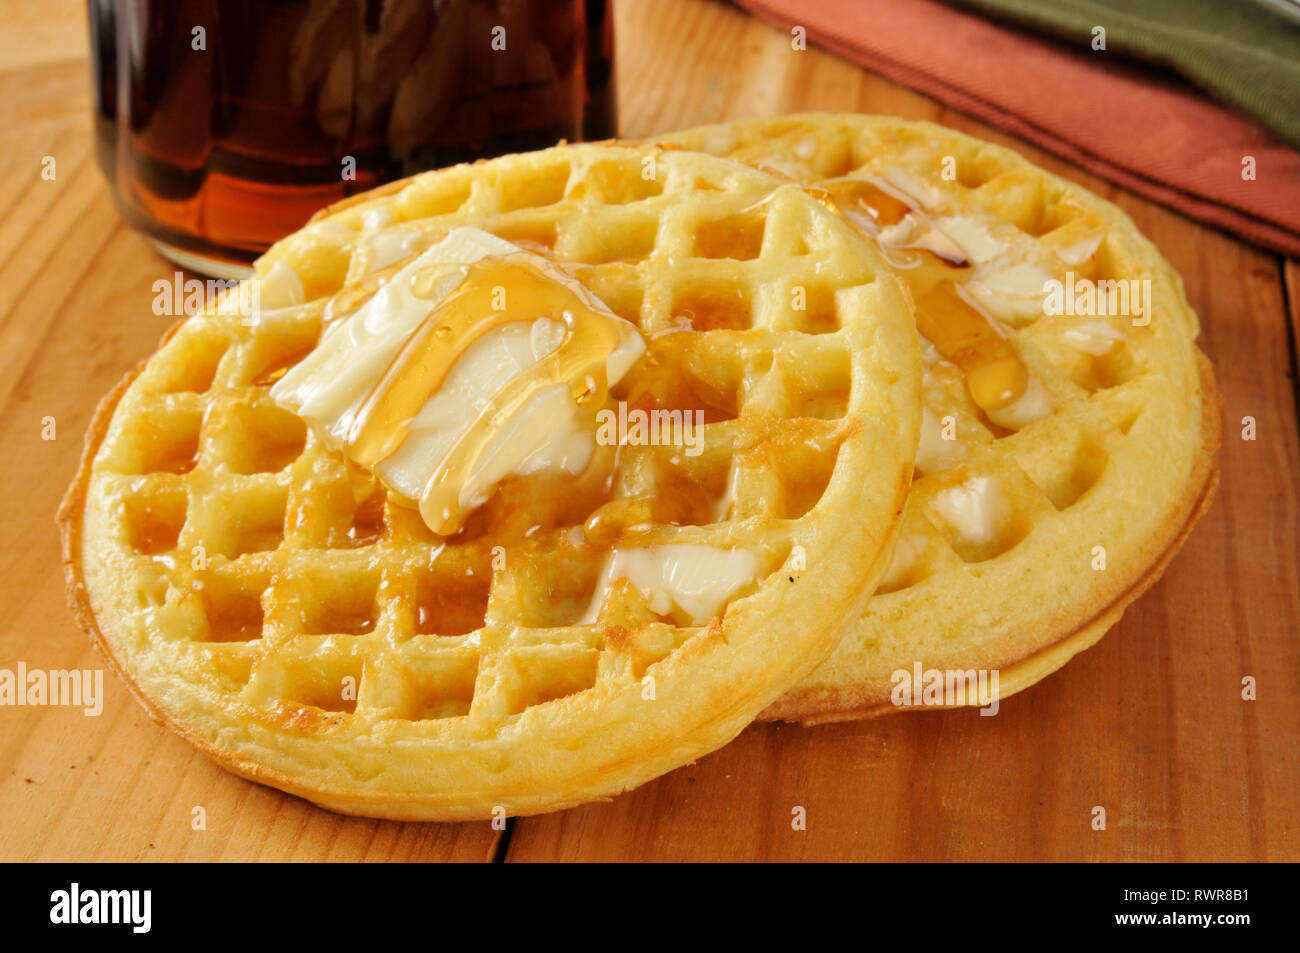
<box><xmin>83</xmin><ymin>145</ymin><xmax>915</xmax><ymax>749</ymax></box>
<box><xmin>656</xmin><ymin>116</ymin><xmax>1213</xmax><ymax>718</ymax></box>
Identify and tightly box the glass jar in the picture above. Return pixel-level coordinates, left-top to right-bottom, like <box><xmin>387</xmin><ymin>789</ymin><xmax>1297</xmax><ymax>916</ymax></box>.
<box><xmin>89</xmin><ymin>0</ymin><xmax>617</xmax><ymax>277</ymax></box>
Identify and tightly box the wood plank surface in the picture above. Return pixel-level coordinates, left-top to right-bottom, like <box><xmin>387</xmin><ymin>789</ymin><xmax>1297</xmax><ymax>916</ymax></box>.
<box><xmin>0</xmin><ymin>0</ymin><xmax>1295</xmax><ymax>862</ymax></box>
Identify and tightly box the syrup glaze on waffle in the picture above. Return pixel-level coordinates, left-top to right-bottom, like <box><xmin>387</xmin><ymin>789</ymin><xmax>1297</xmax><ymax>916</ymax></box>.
<box><xmin>655</xmin><ymin>115</ymin><xmax>1219</xmax><ymax>722</ymax></box>
<box><xmin>60</xmin><ymin>143</ymin><xmax>922</xmax><ymax>817</ymax></box>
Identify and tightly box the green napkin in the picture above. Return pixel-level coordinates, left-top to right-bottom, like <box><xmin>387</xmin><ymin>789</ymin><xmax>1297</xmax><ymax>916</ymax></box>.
<box><xmin>942</xmin><ymin>0</ymin><xmax>1300</xmax><ymax>150</ymax></box>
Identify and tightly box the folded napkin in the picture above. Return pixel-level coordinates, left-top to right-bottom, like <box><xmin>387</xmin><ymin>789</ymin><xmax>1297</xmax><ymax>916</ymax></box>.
<box><xmin>948</xmin><ymin>0</ymin><xmax>1300</xmax><ymax>150</ymax></box>
<box><xmin>735</xmin><ymin>0</ymin><xmax>1300</xmax><ymax>257</ymax></box>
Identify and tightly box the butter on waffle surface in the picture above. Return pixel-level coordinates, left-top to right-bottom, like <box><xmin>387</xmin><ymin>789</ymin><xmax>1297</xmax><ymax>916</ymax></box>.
<box><xmin>656</xmin><ymin>114</ymin><xmax>1219</xmax><ymax>722</ymax></box>
<box><xmin>59</xmin><ymin>143</ymin><xmax>922</xmax><ymax>819</ymax></box>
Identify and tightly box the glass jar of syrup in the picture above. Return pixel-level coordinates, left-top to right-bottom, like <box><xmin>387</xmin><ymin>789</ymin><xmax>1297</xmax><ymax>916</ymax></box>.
<box><xmin>89</xmin><ymin>0</ymin><xmax>617</xmax><ymax>277</ymax></box>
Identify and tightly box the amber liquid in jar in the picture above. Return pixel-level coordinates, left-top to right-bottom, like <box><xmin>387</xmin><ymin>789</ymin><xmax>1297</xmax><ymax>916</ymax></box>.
<box><xmin>89</xmin><ymin>0</ymin><xmax>617</xmax><ymax>276</ymax></box>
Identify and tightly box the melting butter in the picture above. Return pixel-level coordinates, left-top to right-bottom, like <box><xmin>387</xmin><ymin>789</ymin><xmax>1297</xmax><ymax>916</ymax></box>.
<box><xmin>933</xmin><ymin>215</ymin><xmax>1006</xmax><ymax>264</ymax></box>
<box><xmin>820</xmin><ymin>174</ymin><xmax>1046</xmax><ymax>424</ymax></box>
<box><xmin>271</xmin><ymin>226</ymin><xmax>645</xmax><ymax>535</ymax></box>
<box><xmin>581</xmin><ymin>544</ymin><xmax>759</xmax><ymax>625</ymax></box>
<box><xmin>967</xmin><ymin>261</ymin><xmax>1058</xmax><ymax>323</ymax></box>
<box><xmin>932</xmin><ymin>475</ymin><xmax>1008</xmax><ymax>545</ymax></box>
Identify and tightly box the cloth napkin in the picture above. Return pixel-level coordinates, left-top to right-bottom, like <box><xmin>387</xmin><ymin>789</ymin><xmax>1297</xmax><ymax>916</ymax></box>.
<box><xmin>734</xmin><ymin>0</ymin><xmax>1300</xmax><ymax>257</ymax></box>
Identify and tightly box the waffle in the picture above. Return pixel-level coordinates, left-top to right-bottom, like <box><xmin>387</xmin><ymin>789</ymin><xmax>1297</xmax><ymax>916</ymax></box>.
<box><xmin>655</xmin><ymin>114</ymin><xmax>1219</xmax><ymax>723</ymax></box>
<box><xmin>59</xmin><ymin>143</ymin><xmax>922</xmax><ymax>818</ymax></box>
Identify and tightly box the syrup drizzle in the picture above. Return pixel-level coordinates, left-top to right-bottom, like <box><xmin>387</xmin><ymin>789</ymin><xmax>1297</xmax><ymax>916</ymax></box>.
<box><xmin>818</xmin><ymin>175</ymin><xmax>1031</xmax><ymax>413</ymax></box>
<box><xmin>328</xmin><ymin>253</ymin><xmax>628</xmax><ymax>536</ymax></box>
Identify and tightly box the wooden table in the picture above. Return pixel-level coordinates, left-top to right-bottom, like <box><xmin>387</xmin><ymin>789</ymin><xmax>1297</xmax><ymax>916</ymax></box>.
<box><xmin>2</xmin><ymin>0</ymin><xmax>1296</xmax><ymax>862</ymax></box>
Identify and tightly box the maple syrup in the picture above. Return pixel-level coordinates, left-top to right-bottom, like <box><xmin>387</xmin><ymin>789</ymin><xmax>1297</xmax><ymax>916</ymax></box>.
<box><xmin>343</xmin><ymin>256</ymin><xmax>631</xmax><ymax>535</ymax></box>
<box><xmin>821</xmin><ymin>176</ymin><xmax>1031</xmax><ymax>413</ymax></box>
<box><xmin>89</xmin><ymin>0</ymin><xmax>616</xmax><ymax>276</ymax></box>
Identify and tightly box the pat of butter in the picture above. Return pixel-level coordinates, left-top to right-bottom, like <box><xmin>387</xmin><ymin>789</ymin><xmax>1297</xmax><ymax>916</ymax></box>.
<box><xmin>932</xmin><ymin>475</ymin><xmax>1007</xmax><ymax>545</ymax></box>
<box><xmin>581</xmin><ymin>544</ymin><xmax>759</xmax><ymax>625</ymax></box>
<box><xmin>271</xmin><ymin>226</ymin><xmax>645</xmax><ymax>529</ymax></box>
<box><xmin>383</xmin><ymin>318</ymin><xmax>597</xmax><ymax>518</ymax></box>
<box><xmin>934</xmin><ymin>215</ymin><xmax>1006</xmax><ymax>264</ymax></box>
<box><xmin>968</xmin><ymin>261</ymin><xmax>1056</xmax><ymax>323</ymax></box>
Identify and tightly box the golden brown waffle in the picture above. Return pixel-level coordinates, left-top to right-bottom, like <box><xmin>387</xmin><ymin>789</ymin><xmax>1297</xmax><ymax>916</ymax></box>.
<box><xmin>655</xmin><ymin>114</ymin><xmax>1219</xmax><ymax>723</ymax></box>
<box><xmin>59</xmin><ymin>143</ymin><xmax>922</xmax><ymax>818</ymax></box>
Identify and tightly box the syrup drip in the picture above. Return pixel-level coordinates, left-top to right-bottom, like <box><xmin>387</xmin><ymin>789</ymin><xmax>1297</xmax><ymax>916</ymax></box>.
<box><xmin>820</xmin><ymin>176</ymin><xmax>1031</xmax><ymax>412</ymax></box>
<box><xmin>343</xmin><ymin>254</ymin><xmax>627</xmax><ymax>536</ymax></box>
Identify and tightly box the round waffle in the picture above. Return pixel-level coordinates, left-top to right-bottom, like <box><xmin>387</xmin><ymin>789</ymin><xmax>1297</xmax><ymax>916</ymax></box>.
<box><xmin>59</xmin><ymin>143</ymin><xmax>922</xmax><ymax>818</ymax></box>
<box><xmin>655</xmin><ymin>114</ymin><xmax>1219</xmax><ymax>723</ymax></box>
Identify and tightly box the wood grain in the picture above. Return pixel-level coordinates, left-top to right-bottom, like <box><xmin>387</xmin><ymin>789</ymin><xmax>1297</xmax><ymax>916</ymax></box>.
<box><xmin>0</xmin><ymin>0</ymin><xmax>1294</xmax><ymax>862</ymax></box>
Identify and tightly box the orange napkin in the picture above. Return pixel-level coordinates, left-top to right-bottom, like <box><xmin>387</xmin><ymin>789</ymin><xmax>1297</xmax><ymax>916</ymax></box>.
<box><xmin>736</xmin><ymin>0</ymin><xmax>1300</xmax><ymax>257</ymax></box>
